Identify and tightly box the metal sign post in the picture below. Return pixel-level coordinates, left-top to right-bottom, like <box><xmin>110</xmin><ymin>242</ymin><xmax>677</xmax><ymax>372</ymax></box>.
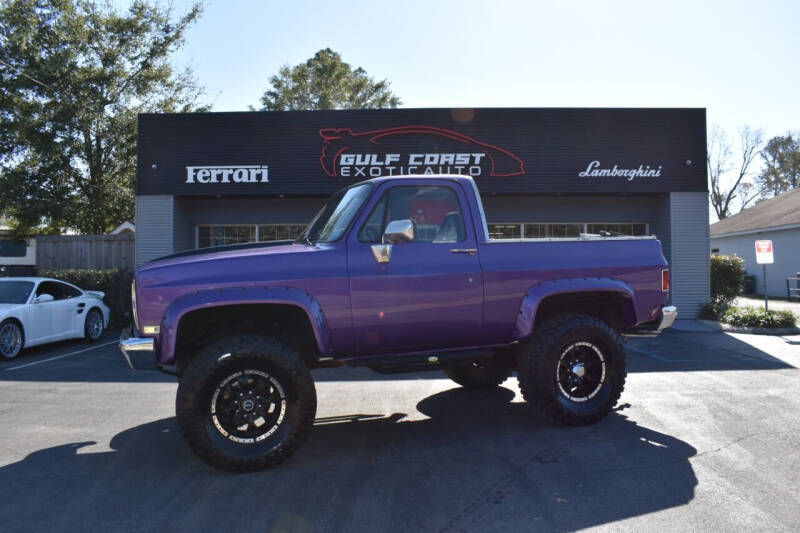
<box><xmin>755</xmin><ymin>240</ymin><xmax>774</xmax><ymax>311</ymax></box>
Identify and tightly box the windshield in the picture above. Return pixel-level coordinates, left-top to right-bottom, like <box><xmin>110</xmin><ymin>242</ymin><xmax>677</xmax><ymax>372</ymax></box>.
<box><xmin>0</xmin><ymin>281</ymin><xmax>34</xmax><ymax>304</ymax></box>
<box><xmin>302</xmin><ymin>183</ymin><xmax>373</xmax><ymax>243</ymax></box>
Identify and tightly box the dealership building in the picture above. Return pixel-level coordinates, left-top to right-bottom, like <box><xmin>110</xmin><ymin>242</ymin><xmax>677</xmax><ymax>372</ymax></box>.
<box><xmin>135</xmin><ymin>108</ymin><xmax>709</xmax><ymax>315</ymax></box>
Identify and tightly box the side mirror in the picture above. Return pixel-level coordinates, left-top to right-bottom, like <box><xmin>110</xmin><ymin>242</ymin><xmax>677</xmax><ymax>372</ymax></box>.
<box><xmin>383</xmin><ymin>219</ymin><xmax>415</xmax><ymax>244</ymax></box>
<box><xmin>35</xmin><ymin>293</ymin><xmax>54</xmax><ymax>304</ymax></box>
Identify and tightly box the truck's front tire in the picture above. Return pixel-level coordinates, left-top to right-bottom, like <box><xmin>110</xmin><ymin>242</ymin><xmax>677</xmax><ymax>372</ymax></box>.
<box><xmin>444</xmin><ymin>359</ymin><xmax>514</xmax><ymax>389</ymax></box>
<box><xmin>517</xmin><ymin>314</ymin><xmax>626</xmax><ymax>425</ymax></box>
<box><xmin>176</xmin><ymin>334</ymin><xmax>316</xmax><ymax>472</ymax></box>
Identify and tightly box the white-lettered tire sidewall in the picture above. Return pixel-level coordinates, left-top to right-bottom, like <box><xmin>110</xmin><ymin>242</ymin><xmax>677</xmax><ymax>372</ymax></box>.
<box><xmin>548</xmin><ymin>324</ymin><xmax>622</xmax><ymax>417</ymax></box>
<box><xmin>200</xmin><ymin>357</ymin><xmax>297</xmax><ymax>460</ymax></box>
<box><xmin>518</xmin><ymin>314</ymin><xmax>626</xmax><ymax>426</ymax></box>
<box><xmin>176</xmin><ymin>335</ymin><xmax>316</xmax><ymax>472</ymax></box>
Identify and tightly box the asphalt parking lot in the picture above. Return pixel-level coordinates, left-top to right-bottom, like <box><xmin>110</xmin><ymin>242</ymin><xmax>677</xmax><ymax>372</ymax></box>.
<box><xmin>0</xmin><ymin>326</ymin><xmax>798</xmax><ymax>532</ymax></box>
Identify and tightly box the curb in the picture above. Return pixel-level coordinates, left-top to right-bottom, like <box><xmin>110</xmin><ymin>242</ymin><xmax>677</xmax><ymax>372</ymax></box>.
<box><xmin>697</xmin><ymin>319</ymin><xmax>800</xmax><ymax>336</ymax></box>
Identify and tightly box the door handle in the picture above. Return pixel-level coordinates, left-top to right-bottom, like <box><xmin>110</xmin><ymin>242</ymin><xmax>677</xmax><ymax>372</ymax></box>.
<box><xmin>450</xmin><ymin>248</ymin><xmax>477</xmax><ymax>256</ymax></box>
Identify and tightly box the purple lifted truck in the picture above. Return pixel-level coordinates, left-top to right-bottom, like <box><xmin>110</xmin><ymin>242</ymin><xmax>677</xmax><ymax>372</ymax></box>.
<box><xmin>121</xmin><ymin>175</ymin><xmax>676</xmax><ymax>472</ymax></box>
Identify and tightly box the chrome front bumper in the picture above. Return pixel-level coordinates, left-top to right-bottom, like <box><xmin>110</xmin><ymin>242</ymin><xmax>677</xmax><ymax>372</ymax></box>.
<box><xmin>656</xmin><ymin>305</ymin><xmax>678</xmax><ymax>331</ymax></box>
<box><xmin>120</xmin><ymin>325</ymin><xmax>157</xmax><ymax>370</ymax></box>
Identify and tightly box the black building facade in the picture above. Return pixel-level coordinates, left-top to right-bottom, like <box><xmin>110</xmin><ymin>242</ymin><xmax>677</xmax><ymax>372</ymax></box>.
<box><xmin>135</xmin><ymin>108</ymin><xmax>709</xmax><ymax>314</ymax></box>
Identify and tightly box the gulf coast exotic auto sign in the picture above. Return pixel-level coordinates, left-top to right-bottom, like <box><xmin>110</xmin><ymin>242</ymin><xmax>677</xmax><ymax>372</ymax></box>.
<box><xmin>137</xmin><ymin>108</ymin><xmax>707</xmax><ymax>196</ymax></box>
<box><xmin>318</xmin><ymin>126</ymin><xmax>525</xmax><ymax>178</ymax></box>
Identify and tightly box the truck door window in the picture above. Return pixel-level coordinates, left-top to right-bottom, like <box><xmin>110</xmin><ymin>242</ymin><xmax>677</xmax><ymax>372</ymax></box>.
<box><xmin>358</xmin><ymin>186</ymin><xmax>466</xmax><ymax>243</ymax></box>
<box><xmin>357</xmin><ymin>193</ymin><xmax>388</xmax><ymax>242</ymax></box>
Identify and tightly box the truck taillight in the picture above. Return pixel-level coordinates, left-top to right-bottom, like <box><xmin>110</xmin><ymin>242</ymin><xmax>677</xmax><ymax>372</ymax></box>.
<box><xmin>662</xmin><ymin>269</ymin><xmax>670</xmax><ymax>292</ymax></box>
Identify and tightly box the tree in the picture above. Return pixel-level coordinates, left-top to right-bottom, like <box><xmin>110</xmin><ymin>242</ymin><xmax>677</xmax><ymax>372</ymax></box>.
<box><xmin>258</xmin><ymin>48</ymin><xmax>401</xmax><ymax>111</ymax></box>
<box><xmin>0</xmin><ymin>0</ymin><xmax>206</xmax><ymax>236</ymax></box>
<box><xmin>756</xmin><ymin>134</ymin><xmax>800</xmax><ymax>198</ymax></box>
<box><xmin>707</xmin><ymin>125</ymin><xmax>764</xmax><ymax>220</ymax></box>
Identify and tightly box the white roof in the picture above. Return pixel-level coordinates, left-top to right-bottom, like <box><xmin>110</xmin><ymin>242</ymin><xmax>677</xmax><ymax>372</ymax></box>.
<box><xmin>110</xmin><ymin>221</ymin><xmax>135</xmax><ymax>234</ymax></box>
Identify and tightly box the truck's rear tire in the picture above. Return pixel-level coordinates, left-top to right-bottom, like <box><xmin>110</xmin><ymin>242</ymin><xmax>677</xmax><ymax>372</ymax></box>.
<box><xmin>444</xmin><ymin>359</ymin><xmax>514</xmax><ymax>389</ymax></box>
<box><xmin>176</xmin><ymin>334</ymin><xmax>316</xmax><ymax>472</ymax></box>
<box><xmin>517</xmin><ymin>314</ymin><xmax>626</xmax><ymax>425</ymax></box>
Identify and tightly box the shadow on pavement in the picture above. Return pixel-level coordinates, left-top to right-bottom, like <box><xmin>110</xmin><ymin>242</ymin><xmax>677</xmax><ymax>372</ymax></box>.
<box><xmin>0</xmin><ymin>387</ymin><xmax>697</xmax><ymax>532</ymax></box>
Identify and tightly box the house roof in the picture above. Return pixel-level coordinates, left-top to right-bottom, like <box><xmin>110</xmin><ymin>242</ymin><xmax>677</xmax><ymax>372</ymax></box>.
<box><xmin>109</xmin><ymin>221</ymin><xmax>135</xmax><ymax>234</ymax></box>
<box><xmin>710</xmin><ymin>188</ymin><xmax>800</xmax><ymax>237</ymax></box>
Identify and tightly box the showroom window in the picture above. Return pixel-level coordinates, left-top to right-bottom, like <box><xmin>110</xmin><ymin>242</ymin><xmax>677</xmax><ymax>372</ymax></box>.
<box><xmin>258</xmin><ymin>224</ymin><xmax>306</xmax><ymax>241</ymax></box>
<box><xmin>586</xmin><ymin>223</ymin><xmax>648</xmax><ymax>236</ymax></box>
<box><xmin>487</xmin><ymin>223</ymin><xmax>648</xmax><ymax>239</ymax></box>
<box><xmin>488</xmin><ymin>224</ymin><xmax>522</xmax><ymax>239</ymax></box>
<box><xmin>197</xmin><ymin>224</ymin><xmax>306</xmax><ymax>248</ymax></box>
<box><xmin>197</xmin><ymin>225</ymin><xmax>255</xmax><ymax>248</ymax></box>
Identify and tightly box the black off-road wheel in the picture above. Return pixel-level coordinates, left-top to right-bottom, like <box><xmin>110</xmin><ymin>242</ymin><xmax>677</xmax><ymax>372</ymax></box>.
<box><xmin>176</xmin><ymin>334</ymin><xmax>317</xmax><ymax>472</ymax></box>
<box><xmin>517</xmin><ymin>314</ymin><xmax>626</xmax><ymax>425</ymax></box>
<box><xmin>444</xmin><ymin>358</ymin><xmax>514</xmax><ymax>389</ymax></box>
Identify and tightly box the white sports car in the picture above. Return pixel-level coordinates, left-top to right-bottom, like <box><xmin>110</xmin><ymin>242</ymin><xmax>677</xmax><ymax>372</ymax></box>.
<box><xmin>0</xmin><ymin>277</ymin><xmax>111</xmax><ymax>360</ymax></box>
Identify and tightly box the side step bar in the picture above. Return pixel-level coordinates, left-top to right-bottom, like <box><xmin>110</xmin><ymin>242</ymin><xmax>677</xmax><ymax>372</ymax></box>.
<box><xmin>349</xmin><ymin>348</ymin><xmax>496</xmax><ymax>374</ymax></box>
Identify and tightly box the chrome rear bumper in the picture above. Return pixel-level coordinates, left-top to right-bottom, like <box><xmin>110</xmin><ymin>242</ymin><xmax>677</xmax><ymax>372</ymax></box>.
<box><xmin>656</xmin><ymin>306</ymin><xmax>678</xmax><ymax>331</ymax></box>
<box><xmin>120</xmin><ymin>325</ymin><xmax>156</xmax><ymax>370</ymax></box>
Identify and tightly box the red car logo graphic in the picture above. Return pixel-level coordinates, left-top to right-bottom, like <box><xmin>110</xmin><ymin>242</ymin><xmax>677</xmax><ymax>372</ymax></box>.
<box><xmin>318</xmin><ymin>126</ymin><xmax>525</xmax><ymax>177</ymax></box>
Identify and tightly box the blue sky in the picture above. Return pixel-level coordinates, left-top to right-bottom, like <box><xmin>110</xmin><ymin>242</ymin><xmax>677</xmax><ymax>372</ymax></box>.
<box><xmin>155</xmin><ymin>0</ymin><xmax>799</xmax><ymax>139</ymax></box>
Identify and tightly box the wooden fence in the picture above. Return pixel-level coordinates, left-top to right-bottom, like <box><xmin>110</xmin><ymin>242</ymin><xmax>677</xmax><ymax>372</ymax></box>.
<box><xmin>36</xmin><ymin>234</ymin><xmax>134</xmax><ymax>272</ymax></box>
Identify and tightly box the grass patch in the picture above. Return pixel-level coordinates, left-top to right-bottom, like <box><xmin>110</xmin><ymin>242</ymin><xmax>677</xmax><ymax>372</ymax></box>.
<box><xmin>720</xmin><ymin>306</ymin><xmax>797</xmax><ymax>329</ymax></box>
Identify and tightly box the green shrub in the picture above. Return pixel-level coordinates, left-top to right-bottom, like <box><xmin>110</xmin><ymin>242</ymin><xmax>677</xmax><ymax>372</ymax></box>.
<box><xmin>720</xmin><ymin>306</ymin><xmax>797</xmax><ymax>328</ymax></box>
<box><xmin>40</xmin><ymin>268</ymin><xmax>132</xmax><ymax>328</ymax></box>
<box><xmin>707</xmin><ymin>255</ymin><xmax>746</xmax><ymax>317</ymax></box>
<box><xmin>699</xmin><ymin>300</ymin><xmax>730</xmax><ymax>320</ymax></box>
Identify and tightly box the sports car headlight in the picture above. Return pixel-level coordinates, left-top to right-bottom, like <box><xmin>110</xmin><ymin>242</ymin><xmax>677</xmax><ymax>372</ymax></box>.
<box><xmin>131</xmin><ymin>279</ymin><xmax>139</xmax><ymax>331</ymax></box>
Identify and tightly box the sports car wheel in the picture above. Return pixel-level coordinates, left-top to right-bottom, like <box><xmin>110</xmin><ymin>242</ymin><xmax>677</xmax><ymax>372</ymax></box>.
<box><xmin>84</xmin><ymin>309</ymin><xmax>104</xmax><ymax>341</ymax></box>
<box><xmin>0</xmin><ymin>320</ymin><xmax>23</xmax><ymax>360</ymax></box>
